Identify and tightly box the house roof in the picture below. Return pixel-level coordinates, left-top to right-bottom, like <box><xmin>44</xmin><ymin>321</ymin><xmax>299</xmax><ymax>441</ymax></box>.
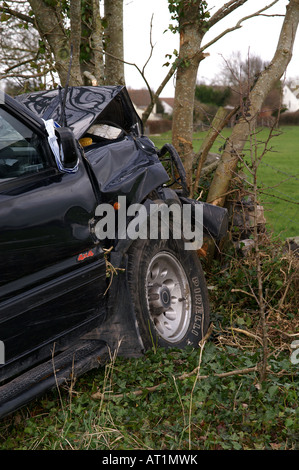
<box><xmin>160</xmin><ymin>97</ymin><xmax>174</xmax><ymax>108</ymax></box>
<box><xmin>282</xmin><ymin>85</ymin><xmax>299</xmax><ymax>112</ymax></box>
<box><xmin>128</xmin><ymin>89</ymin><xmax>174</xmax><ymax>109</ymax></box>
<box><xmin>127</xmin><ymin>88</ymin><xmax>152</xmax><ymax>108</ymax></box>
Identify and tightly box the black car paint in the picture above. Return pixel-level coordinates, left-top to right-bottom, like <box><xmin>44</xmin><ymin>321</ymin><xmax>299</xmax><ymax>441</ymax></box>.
<box><xmin>0</xmin><ymin>86</ymin><xmax>227</xmax><ymax>417</ymax></box>
<box><xmin>0</xmin><ymin>96</ymin><xmax>106</xmax><ymax>383</ymax></box>
<box><xmin>16</xmin><ymin>86</ymin><xmax>169</xmax><ymax>205</ymax></box>
<box><xmin>0</xmin><ymin>86</ymin><xmax>170</xmax><ymax>403</ymax></box>
<box><xmin>16</xmin><ymin>86</ymin><xmax>142</xmax><ymax>140</ymax></box>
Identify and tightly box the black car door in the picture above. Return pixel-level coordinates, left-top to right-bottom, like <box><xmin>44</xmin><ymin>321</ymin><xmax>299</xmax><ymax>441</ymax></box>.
<box><xmin>0</xmin><ymin>98</ymin><xmax>107</xmax><ymax>374</ymax></box>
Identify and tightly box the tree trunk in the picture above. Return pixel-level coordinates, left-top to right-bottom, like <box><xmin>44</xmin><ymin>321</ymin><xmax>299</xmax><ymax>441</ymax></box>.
<box><xmin>80</xmin><ymin>0</ymin><xmax>98</xmax><ymax>85</ymax></box>
<box><xmin>170</xmin><ymin>0</ymin><xmax>252</xmax><ymax>191</ymax></box>
<box><xmin>91</xmin><ymin>0</ymin><xmax>105</xmax><ymax>84</ymax></box>
<box><xmin>70</xmin><ymin>0</ymin><xmax>83</xmax><ymax>86</ymax></box>
<box><xmin>28</xmin><ymin>0</ymin><xmax>82</xmax><ymax>86</ymax></box>
<box><xmin>104</xmin><ymin>0</ymin><xmax>125</xmax><ymax>85</ymax></box>
<box><xmin>27</xmin><ymin>0</ymin><xmax>107</xmax><ymax>87</ymax></box>
<box><xmin>191</xmin><ymin>106</ymin><xmax>232</xmax><ymax>198</ymax></box>
<box><xmin>171</xmin><ymin>1</ymin><xmax>205</xmax><ymax>191</ymax></box>
<box><xmin>207</xmin><ymin>0</ymin><xmax>299</xmax><ymax>207</ymax></box>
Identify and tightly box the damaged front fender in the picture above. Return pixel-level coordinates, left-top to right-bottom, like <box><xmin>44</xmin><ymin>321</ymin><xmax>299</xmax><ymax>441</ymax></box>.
<box><xmin>85</xmin><ymin>136</ymin><xmax>169</xmax><ymax>205</ymax></box>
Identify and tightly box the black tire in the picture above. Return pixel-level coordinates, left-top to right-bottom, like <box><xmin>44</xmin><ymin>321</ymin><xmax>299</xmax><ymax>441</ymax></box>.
<box><xmin>127</xmin><ymin>234</ymin><xmax>210</xmax><ymax>350</ymax></box>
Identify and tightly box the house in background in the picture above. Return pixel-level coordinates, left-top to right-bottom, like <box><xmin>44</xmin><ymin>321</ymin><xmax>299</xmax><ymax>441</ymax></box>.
<box><xmin>127</xmin><ymin>88</ymin><xmax>159</xmax><ymax>121</ymax></box>
<box><xmin>127</xmin><ymin>88</ymin><xmax>174</xmax><ymax>119</ymax></box>
<box><xmin>159</xmin><ymin>97</ymin><xmax>174</xmax><ymax>115</ymax></box>
<box><xmin>282</xmin><ymin>82</ymin><xmax>299</xmax><ymax>112</ymax></box>
<box><xmin>127</xmin><ymin>88</ymin><xmax>173</xmax><ymax>134</ymax></box>
<box><xmin>128</xmin><ymin>82</ymin><xmax>299</xmax><ymax>133</ymax></box>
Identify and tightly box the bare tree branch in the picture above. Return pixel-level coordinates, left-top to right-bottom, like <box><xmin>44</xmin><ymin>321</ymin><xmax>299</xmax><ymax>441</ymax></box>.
<box><xmin>207</xmin><ymin>0</ymin><xmax>299</xmax><ymax>207</ymax></box>
<box><xmin>1</xmin><ymin>5</ymin><xmax>35</xmax><ymax>25</ymax></box>
<box><xmin>202</xmin><ymin>0</ymin><xmax>280</xmax><ymax>54</ymax></box>
<box><xmin>0</xmin><ymin>70</ymin><xmax>52</xmax><ymax>80</ymax></box>
<box><xmin>142</xmin><ymin>13</ymin><xmax>155</xmax><ymax>76</ymax></box>
<box><xmin>141</xmin><ymin>62</ymin><xmax>177</xmax><ymax>124</ymax></box>
<box><xmin>69</xmin><ymin>0</ymin><xmax>83</xmax><ymax>85</ymax></box>
<box><xmin>3</xmin><ymin>56</ymin><xmax>39</xmax><ymax>73</ymax></box>
<box><xmin>208</xmin><ymin>0</ymin><xmax>248</xmax><ymax>27</ymax></box>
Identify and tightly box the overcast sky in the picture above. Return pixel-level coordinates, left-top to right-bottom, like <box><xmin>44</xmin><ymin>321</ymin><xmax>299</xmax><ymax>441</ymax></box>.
<box><xmin>123</xmin><ymin>0</ymin><xmax>299</xmax><ymax>97</ymax></box>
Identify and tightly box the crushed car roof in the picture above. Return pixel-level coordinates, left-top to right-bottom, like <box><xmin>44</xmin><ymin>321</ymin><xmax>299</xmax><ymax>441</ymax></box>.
<box><xmin>16</xmin><ymin>85</ymin><xmax>143</xmax><ymax>139</ymax></box>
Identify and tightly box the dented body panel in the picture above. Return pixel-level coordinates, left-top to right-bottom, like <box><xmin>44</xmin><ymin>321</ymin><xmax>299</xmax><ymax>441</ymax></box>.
<box><xmin>0</xmin><ymin>86</ymin><xmax>228</xmax><ymax>418</ymax></box>
<box><xmin>16</xmin><ymin>86</ymin><xmax>169</xmax><ymax>204</ymax></box>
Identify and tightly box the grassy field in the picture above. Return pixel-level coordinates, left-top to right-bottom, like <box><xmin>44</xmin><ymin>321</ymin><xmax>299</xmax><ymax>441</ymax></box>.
<box><xmin>0</xmin><ymin>343</ymin><xmax>297</xmax><ymax>450</ymax></box>
<box><xmin>0</xmin><ymin>127</ymin><xmax>297</xmax><ymax>452</ymax></box>
<box><xmin>152</xmin><ymin>126</ymin><xmax>299</xmax><ymax>239</ymax></box>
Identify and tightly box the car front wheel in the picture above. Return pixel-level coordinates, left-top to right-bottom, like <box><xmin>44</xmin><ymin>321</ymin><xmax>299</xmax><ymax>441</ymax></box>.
<box><xmin>127</xmin><ymin>234</ymin><xmax>210</xmax><ymax>350</ymax></box>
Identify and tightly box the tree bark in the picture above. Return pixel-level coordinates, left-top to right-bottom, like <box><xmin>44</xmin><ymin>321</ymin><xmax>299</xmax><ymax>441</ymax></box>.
<box><xmin>171</xmin><ymin>1</ymin><xmax>205</xmax><ymax>190</ymax></box>
<box><xmin>28</xmin><ymin>0</ymin><xmax>82</xmax><ymax>86</ymax></box>
<box><xmin>104</xmin><ymin>0</ymin><xmax>125</xmax><ymax>85</ymax></box>
<box><xmin>191</xmin><ymin>106</ymin><xmax>231</xmax><ymax>198</ymax></box>
<box><xmin>70</xmin><ymin>0</ymin><xmax>83</xmax><ymax>86</ymax></box>
<box><xmin>171</xmin><ymin>0</ymin><xmax>253</xmax><ymax>191</ymax></box>
<box><xmin>92</xmin><ymin>0</ymin><xmax>105</xmax><ymax>84</ymax></box>
<box><xmin>13</xmin><ymin>1</ymin><xmax>111</xmax><ymax>87</ymax></box>
<box><xmin>207</xmin><ymin>0</ymin><xmax>299</xmax><ymax>206</ymax></box>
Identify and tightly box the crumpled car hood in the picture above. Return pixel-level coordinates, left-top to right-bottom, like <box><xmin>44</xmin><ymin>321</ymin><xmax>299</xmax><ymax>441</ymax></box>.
<box><xmin>16</xmin><ymin>86</ymin><xmax>142</xmax><ymax>139</ymax></box>
<box><xmin>16</xmin><ymin>85</ymin><xmax>169</xmax><ymax>204</ymax></box>
<box><xmin>85</xmin><ymin>136</ymin><xmax>169</xmax><ymax>204</ymax></box>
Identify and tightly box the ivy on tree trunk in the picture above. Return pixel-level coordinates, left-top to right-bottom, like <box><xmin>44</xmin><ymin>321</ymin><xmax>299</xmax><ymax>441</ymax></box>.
<box><xmin>169</xmin><ymin>0</ymin><xmax>255</xmax><ymax>191</ymax></box>
<box><xmin>207</xmin><ymin>0</ymin><xmax>299</xmax><ymax>207</ymax></box>
<box><xmin>5</xmin><ymin>0</ymin><xmax>124</xmax><ymax>87</ymax></box>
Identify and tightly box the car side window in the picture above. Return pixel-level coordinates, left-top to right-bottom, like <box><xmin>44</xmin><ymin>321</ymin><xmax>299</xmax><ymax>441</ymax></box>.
<box><xmin>0</xmin><ymin>108</ymin><xmax>49</xmax><ymax>180</ymax></box>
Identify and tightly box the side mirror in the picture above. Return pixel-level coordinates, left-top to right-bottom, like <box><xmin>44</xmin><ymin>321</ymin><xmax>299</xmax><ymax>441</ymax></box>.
<box><xmin>55</xmin><ymin>127</ymin><xmax>80</xmax><ymax>171</ymax></box>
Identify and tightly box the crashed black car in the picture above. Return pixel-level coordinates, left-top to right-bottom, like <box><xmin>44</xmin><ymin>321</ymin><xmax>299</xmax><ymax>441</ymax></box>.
<box><xmin>0</xmin><ymin>85</ymin><xmax>228</xmax><ymax>418</ymax></box>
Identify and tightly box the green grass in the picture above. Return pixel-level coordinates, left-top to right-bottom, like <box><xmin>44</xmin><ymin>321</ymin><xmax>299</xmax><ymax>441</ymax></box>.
<box><xmin>0</xmin><ymin>127</ymin><xmax>297</xmax><ymax>452</ymax></box>
<box><xmin>0</xmin><ymin>344</ymin><xmax>297</xmax><ymax>450</ymax></box>
<box><xmin>152</xmin><ymin>126</ymin><xmax>299</xmax><ymax>239</ymax></box>
<box><xmin>0</xmin><ymin>237</ymin><xmax>298</xmax><ymax>451</ymax></box>
<box><xmin>253</xmin><ymin>127</ymin><xmax>299</xmax><ymax>239</ymax></box>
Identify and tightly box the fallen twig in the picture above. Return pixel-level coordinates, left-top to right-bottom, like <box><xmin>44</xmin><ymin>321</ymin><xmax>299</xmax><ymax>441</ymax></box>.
<box><xmin>230</xmin><ymin>327</ymin><xmax>263</xmax><ymax>345</ymax></box>
<box><xmin>269</xmin><ymin>328</ymin><xmax>299</xmax><ymax>338</ymax></box>
<box><xmin>91</xmin><ymin>365</ymin><xmax>258</xmax><ymax>401</ymax></box>
<box><xmin>103</xmin><ymin>247</ymin><xmax>125</xmax><ymax>295</ymax></box>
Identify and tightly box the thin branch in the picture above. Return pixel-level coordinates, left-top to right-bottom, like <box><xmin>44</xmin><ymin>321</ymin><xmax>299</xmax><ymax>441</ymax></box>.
<box><xmin>208</xmin><ymin>0</ymin><xmax>249</xmax><ymax>28</ymax></box>
<box><xmin>0</xmin><ymin>70</ymin><xmax>52</xmax><ymax>79</ymax></box>
<box><xmin>93</xmin><ymin>44</ymin><xmax>176</xmax><ymax>124</ymax></box>
<box><xmin>201</xmin><ymin>0</ymin><xmax>280</xmax><ymax>54</ymax></box>
<box><xmin>91</xmin><ymin>365</ymin><xmax>258</xmax><ymax>401</ymax></box>
<box><xmin>230</xmin><ymin>327</ymin><xmax>263</xmax><ymax>345</ymax></box>
<box><xmin>141</xmin><ymin>61</ymin><xmax>177</xmax><ymax>124</ymax></box>
<box><xmin>142</xmin><ymin>13</ymin><xmax>155</xmax><ymax>77</ymax></box>
<box><xmin>3</xmin><ymin>55</ymin><xmax>40</xmax><ymax>73</ymax></box>
<box><xmin>257</xmin><ymin>190</ymin><xmax>299</xmax><ymax>205</ymax></box>
<box><xmin>1</xmin><ymin>6</ymin><xmax>35</xmax><ymax>25</ymax></box>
